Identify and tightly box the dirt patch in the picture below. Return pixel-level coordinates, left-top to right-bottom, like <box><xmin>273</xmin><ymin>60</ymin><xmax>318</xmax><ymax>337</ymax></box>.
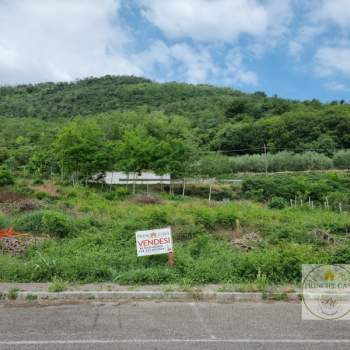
<box><xmin>0</xmin><ymin>195</ymin><xmax>39</xmax><ymax>214</ymax></box>
<box><xmin>33</xmin><ymin>183</ymin><xmax>59</xmax><ymax>197</ymax></box>
<box><xmin>0</xmin><ymin>192</ymin><xmax>26</xmax><ymax>203</ymax></box>
<box><xmin>214</xmin><ymin>224</ymin><xmax>234</xmax><ymax>240</ymax></box>
<box><xmin>231</xmin><ymin>232</ymin><xmax>262</xmax><ymax>251</ymax></box>
<box><xmin>131</xmin><ymin>194</ymin><xmax>162</xmax><ymax>204</ymax></box>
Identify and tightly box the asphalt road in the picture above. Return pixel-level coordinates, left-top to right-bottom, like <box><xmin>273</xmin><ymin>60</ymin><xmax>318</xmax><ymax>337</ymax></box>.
<box><xmin>0</xmin><ymin>301</ymin><xmax>350</xmax><ymax>349</ymax></box>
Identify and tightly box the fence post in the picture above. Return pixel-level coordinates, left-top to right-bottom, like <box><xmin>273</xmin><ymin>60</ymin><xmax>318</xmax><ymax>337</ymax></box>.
<box><xmin>263</xmin><ymin>144</ymin><xmax>268</xmax><ymax>176</ymax></box>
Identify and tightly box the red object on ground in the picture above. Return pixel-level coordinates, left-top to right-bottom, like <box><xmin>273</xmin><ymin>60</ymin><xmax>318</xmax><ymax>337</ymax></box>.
<box><xmin>0</xmin><ymin>228</ymin><xmax>15</xmax><ymax>239</ymax></box>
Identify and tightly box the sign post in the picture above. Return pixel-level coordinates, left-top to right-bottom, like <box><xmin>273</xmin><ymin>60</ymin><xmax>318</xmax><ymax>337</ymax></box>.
<box><xmin>136</xmin><ymin>227</ymin><xmax>174</xmax><ymax>264</ymax></box>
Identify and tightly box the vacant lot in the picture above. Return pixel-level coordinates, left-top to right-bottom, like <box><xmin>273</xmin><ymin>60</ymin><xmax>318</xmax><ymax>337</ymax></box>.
<box><xmin>1</xmin><ymin>174</ymin><xmax>349</xmax><ymax>285</ymax></box>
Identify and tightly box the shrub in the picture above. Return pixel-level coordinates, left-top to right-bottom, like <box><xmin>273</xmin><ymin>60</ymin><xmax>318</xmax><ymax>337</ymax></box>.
<box><xmin>15</xmin><ymin>210</ymin><xmax>76</xmax><ymax>238</ymax></box>
<box><xmin>7</xmin><ymin>287</ymin><xmax>19</xmax><ymax>300</ymax></box>
<box><xmin>114</xmin><ymin>186</ymin><xmax>130</xmax><ymax>200</ymax></box>
<box><xmin>42</xmin><ymin>211</ymin><xmax>76</xmax><ymax>238</ymax></box>
<box><xmin>191</xmin><ymin>153</ymin><xmax>232</xmax><ymax>177</ymax></box>
<box><xmin>242</xmin><ymin>173</ymin><xmax>350</xmax><ymax>203</ymax></box>
<box><xmin>0</xmin><ymin>166</ymin><xmax>14</xmax><ymax>186</ymax></box>
<box><xmin>0</xmin><ymin>213</ymin><xmax>9</xmax><ymax>229</ymax></box>
<box><xmin>334</xmin><ymin>150</ymin><xmax>350</xmax><ymax>170</ymax></box>
<box><xmin>269</xmin><ymin>197</ymin><xmax>287</xmax><ymax>209</ymax></box>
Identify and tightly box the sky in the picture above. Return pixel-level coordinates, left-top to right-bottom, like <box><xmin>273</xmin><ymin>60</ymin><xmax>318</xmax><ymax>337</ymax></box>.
<box><xmin>0</xmin><ymin>0</ymin><xmax>349</xmax><ymax>101</ymax></box>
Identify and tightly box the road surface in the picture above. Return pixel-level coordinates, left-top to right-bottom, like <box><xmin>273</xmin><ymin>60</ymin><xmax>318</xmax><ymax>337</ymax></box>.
<box><xmin>0</xmin><ymin>301</ymin><xmax>349</xmax><ymax>349</ymax></box>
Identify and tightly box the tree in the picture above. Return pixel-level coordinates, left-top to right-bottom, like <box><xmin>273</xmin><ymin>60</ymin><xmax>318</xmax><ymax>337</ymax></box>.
<box><xmin>334</xmin><ymin>150</ymin><xmax>350</xmax><ymax>170</ymax></box>
<box><xmin>115</xmin><ymin>128</ymin><xmax>195</xmax><ymax>178</ymax></box>
<box><xmin>54</xmin><ymin>120</ymin><xmax>115</xmax><ymax>184</ymax></box>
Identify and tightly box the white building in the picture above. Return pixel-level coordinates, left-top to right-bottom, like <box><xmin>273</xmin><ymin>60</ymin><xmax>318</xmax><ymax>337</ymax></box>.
<box><xmin>90</xmin><ymin>171</ymin><xmax>171</xmax><ymax>185</ymax></box>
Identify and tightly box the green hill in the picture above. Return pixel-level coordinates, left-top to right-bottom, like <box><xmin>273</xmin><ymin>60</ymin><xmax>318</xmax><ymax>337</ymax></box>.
<box><xmin>0</xmin><ymin>75</ymin><xmax>350</xmax><ymax>177</ymax></box>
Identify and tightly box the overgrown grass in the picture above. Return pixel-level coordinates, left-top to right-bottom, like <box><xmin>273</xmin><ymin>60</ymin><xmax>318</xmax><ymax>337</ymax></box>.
<box><xmin>1</xmin><ymin>182</ymin><xmax>350</xmax><ymax>285</ymax></box>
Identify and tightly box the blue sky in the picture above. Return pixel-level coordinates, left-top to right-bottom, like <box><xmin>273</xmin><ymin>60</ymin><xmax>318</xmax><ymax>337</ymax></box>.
<box><xmin>0</xmin><ymin>0</ymin><xmax>350</xmax><ymax>101</ymax></box>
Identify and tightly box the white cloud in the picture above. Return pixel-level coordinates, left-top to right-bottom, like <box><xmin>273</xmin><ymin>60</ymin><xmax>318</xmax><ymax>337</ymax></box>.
<box><xmin>133</xmin><ymin>41</ymin><xmax>258</xmax><ymax>86</ymax></box>
<box><xmin>140</xmin><ymin>0</ymin><xmax>291</xmax><ymax>43</ymax></box>
<box><xmin>315</xmin><ymin>46</ymin><xmax>350</xmax><ymax>77</ymax></box>
<box><xmin>323</xmin><ymin>81</ymin><xmax>349</xmax><ymax>92</ymax></box>
<box><xmin>225</xmin><ymin>49</ymin><xmax>258</xmax><ymax>86</ymax></box>
<box><xmin>289</xmin><ymin>25</ymin><xmax>325</xmax><ymax>58</ymax></box>
<box><xmin>133</xmin><ymin>41</ymin><xmax>217</xmax><ymax>83</ymax></box>
<box><xmin>0</xmin><ymin>0</ymin><xmax>141</xmax><ymax>85</ymax></box>
<box><xmin>315</xmin><ymin>0</ymin><xmax>350</xmax><ymax>29</ymax></box>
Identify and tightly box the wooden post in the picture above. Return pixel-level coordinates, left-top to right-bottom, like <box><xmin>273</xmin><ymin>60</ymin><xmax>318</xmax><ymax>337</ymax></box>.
<box><xmin>235</xmin><ymin>219</ymin><xmax>241</xmax><ymax>235</ymax></box>
<box><xmin>263</xmin><ymin>143</ymin><xmax>268</xmax><ymax>176</ymax></box>
<box><xmin>308</xmin><ymin>197</ymin><xmax>311</xmax><ymax>207</ymax></box>
<box><xmin>168</xmin><ymin>251</ymin><xmax>174</xmax><ymax>266</ymax></box>
<box><xmin>146</xmin><ymin>183</ymin><xmax>149</xmax><ymax>196</ymax></box>
<box><xmin>290</xmin><ymin>199</ymin><xmax>293</xmax><ymax>208</ymax></box>
<box><xmin>182</xmin><ymin>179</ymin><xmax>186</xmax><ymax>197</ymax></box>
<box><xmin>339</xmin><ymin>202</ymin><xmax>343</xmax><ymax>213</ymax></box>
<box><xmin>208</xmin><ymin>184</ymin><xmax>212</xmax><ymax>202</ymax></box>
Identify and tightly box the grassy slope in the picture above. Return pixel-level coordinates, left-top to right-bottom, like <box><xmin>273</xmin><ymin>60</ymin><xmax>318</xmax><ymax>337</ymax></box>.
<box><xmin>1</xmin><ymin>181</ymin><xmax>349</xmax><ymax>284</ymax></box>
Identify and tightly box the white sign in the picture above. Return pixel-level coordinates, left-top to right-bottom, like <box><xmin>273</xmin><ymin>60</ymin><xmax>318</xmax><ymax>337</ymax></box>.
<box><xmin>136</xmin><ymin>227</ymin><xmax>173</xmax><ymax>257</ymax></box>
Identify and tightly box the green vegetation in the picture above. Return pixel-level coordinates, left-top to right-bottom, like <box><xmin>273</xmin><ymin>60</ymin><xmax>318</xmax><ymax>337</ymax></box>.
<box><xmin>7</xmin><ymin>287</ymin><xmax>19</xmax><ymax>300</ymax></box>
<box><xmin>25</xmin><ymin>293</ymin><xmax>38</xmax><ymax>301</ymax></box>
<box><xmin>242</xmin><ymin>173</ymin><xmax>350</xmax><ymax>210</ymax></box>
<box><xmin>48</xmin><ymin>277</ymin><xmax>67</xmax><ymax>292</ymax></box>
<box><xmin>0</xmin><ymin>178</ymin><xmax>349</xmax><ymax>285</ymax></box>
<box><xmin>0</xmin><ymin>76</ymin><xmax>349</xmax><ymax>180</ymax></box>
<box><xmin>1</xmin><ymin>76</ymin><xmax>350</xmax><ymax>286</ymax></box>
<box><xmin>0</xmin><ymin>166</ymin><xmax>14</xmax><ymax>186</ymax></box>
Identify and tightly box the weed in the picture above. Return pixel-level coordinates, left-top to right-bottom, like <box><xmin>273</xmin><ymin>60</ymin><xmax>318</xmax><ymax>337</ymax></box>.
<box><xmin>7</xmin><ymin>288</ymin><xmax>20</xmax><ymax>300</ymax></box>
<box><xmin>48</xmin><ymin>277</ymin><xmax>67</xmax><ymax>292</ymax></box>
<box><xmin>25</xmin><ymin>293</ymin><xmax>38</xmax><ymax>301</ymax></box>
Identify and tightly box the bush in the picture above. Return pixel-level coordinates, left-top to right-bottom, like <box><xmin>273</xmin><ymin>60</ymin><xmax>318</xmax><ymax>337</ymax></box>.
<box><xmin>15</xmin><ymin>210</ymin><xmax>76</xmax><ymax>238</ymax></box>
<box><xmin>190</xmin><ymin>153</ymin><xmax>232</xmax><ymax>177</ymax></box>
<box><xmin>269</xmin><ymin>197</ymin><xmax>287</xmax><ymax>209</ymax></box>
<box><xmin>242</xmin><ymin>173</ymin><xmax>350</xmax><ymax>203</ymax></box>
<box><xmin>0</xmin><ymin>213</ymin><xmax>9</xmax><ymax>229</ymax></box>
<box><xmin>334</xmin><ymin>150</ymin><xmax>350</xmax><ymax>170</ymax></box>
<box><xmin>0</xmin><ymin>166</ymin><xmax>14</xmax><ymax>186</ymax></box>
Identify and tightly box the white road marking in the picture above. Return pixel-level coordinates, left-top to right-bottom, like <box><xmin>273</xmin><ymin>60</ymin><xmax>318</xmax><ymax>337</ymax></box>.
<box><xmin>1</xmin><ymin>339</ymin><xmax>350</xmax><ymax>345</ymax></box>
<box><xmin>190</xmin><ymin>302</ymin><xmax>216</xmax><ymax>339</ymax></box>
